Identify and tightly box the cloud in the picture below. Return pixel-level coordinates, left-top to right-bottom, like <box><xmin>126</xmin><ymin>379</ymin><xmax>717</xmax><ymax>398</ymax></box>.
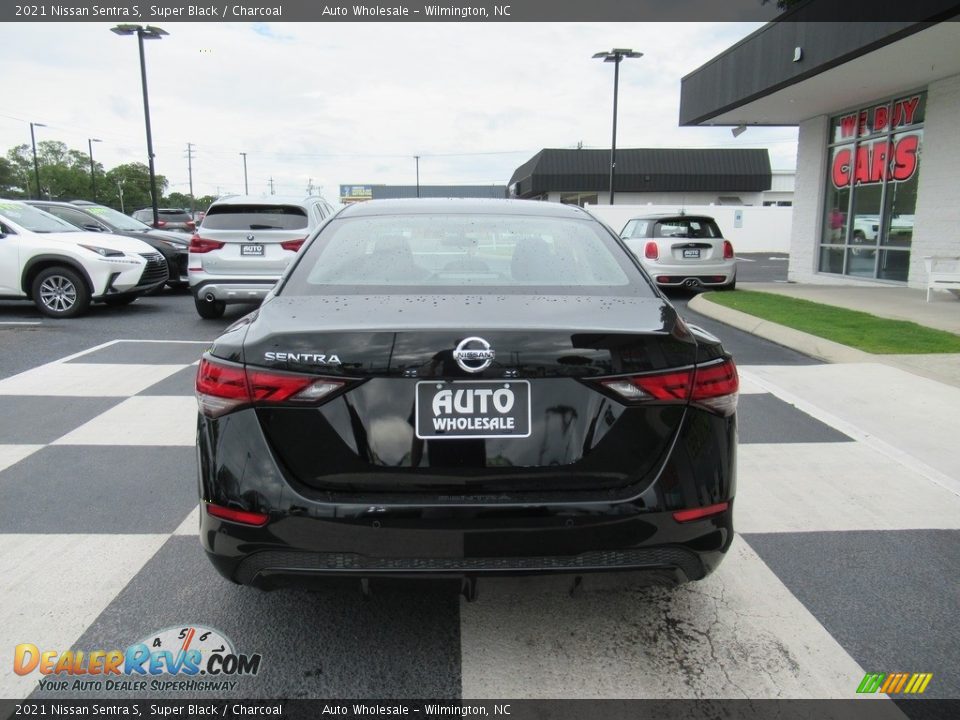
<box><xmin>0</xmin><ymin>21</ymin><xmax>797</xmax><ymax>199</ymax></box>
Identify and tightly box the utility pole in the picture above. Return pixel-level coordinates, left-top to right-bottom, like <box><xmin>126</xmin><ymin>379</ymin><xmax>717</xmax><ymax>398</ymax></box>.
<box><xmin>306</xmin><ymin>178</ymin><xmax>314</xmax><ymax>196</ymax></box>
<box><xmin>414</xmin><ymin>155</ymin><xmax>420</xmax><ymax>198</ymax></box>
<box><xmin>117</xmin><ymin>180</ymin><xmax>125</xmax><ymax>214</ymax></box>
<box><xmin>88</xmin><ymin>138</ymin><xmax>102</xmax><ymax>201</ymax></box>
<box><xmin>268</xmin><ymin>177</ymin><xmax>275</xmax><ymax>195</ymax></box>
<box><xmin>186</xmin><ymin>142</ymin><xmax>196</xmax><ymax>214</ymax></box>
<box><xmin>240</xmin><ymin>152</ymin><xmax>249</xmax><ymax>195</ymax></box>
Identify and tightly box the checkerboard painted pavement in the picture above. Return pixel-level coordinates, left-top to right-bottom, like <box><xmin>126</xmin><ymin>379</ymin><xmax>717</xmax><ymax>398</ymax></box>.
<box><xmin>1</xmin><ymin>340</ymin><xmax>958</xmax><ymax>699</ymax></box>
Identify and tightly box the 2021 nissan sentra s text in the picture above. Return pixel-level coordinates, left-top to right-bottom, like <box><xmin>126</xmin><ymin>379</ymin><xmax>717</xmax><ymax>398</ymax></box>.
<box><xmin>196</xmin><ymin>199</ymin><xmax>738</xmax><ymax>592</ymax></box>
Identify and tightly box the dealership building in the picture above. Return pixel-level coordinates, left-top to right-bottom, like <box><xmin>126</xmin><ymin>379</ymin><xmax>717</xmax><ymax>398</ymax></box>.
<box><xmin>680</xmin><ymin>7</ymin><xmax>960</xmax><ymax>287</ymax></box>
<box><xmin>508</xmin><ymin>148</ymin><xmax>782</xmax><ymax>207</ymax></box>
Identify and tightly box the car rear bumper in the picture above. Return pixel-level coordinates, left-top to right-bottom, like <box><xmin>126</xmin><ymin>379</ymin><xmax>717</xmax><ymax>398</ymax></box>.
<box><xmin>201</xmin><ymin>506</ymin><xmax>732</xmax><ymax>589</ymax></box>
<box><xmin>197</xmin><ymin>404</ymin><xmax>736</xmax><ymax>588</ymax></box>
<box><xmin>190</xmin><ymin>277</ymin><xmax>278</xmax><ymax>303</ymax></box>
<box><xmin>643</xmin><ymin>260</ymin><xmax>736</xmax><ymax>287</ymax></box>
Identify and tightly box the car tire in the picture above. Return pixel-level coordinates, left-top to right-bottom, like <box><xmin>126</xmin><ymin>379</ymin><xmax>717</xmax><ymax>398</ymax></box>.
<box><xmin>31</xmin><ymin>266</ymin><xmax>91</xmax><ymax>319</ymax></box>
<box><xmin>719</xmin><ymin>278</ymin><xmax>736</xmax><ymax>291</ymax></box>
<box><xmin>195</xmin><ymin>295</ymin><xmax>226</xmax><ymax>319</ymax></box>
<box><xmin>103</xmin><ymin>295</ymin><xmax>138</xmax><ymax>307</ymax></box>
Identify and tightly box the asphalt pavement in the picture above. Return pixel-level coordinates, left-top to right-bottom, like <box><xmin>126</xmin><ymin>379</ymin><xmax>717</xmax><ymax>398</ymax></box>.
<box><xmin>1</xmin><ymin>277</ymin><xmax>958</xmax><ymax>703</ymax></box>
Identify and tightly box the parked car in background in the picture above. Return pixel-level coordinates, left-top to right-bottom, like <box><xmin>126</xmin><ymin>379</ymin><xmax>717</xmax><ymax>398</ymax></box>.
<box><xmin>189</xmin><ymin>194</ymin><xmax>338</xmax><ymax>318</ymax></box>
<box><xmin>132</xmin><ymin>207</ymin><xmax>196</xmax><ymax>234</ymax></box>
<box><xmin>196</xmin><ymin>199</ymin><xmax>738</xmax><ymax>592</ymax></box>
<box><xmin>0</xmin><ymin>200</ymin><xmax>166</xmax><ymax>318</ymax></box>
<box><xmin>25</xmin><ymin>200</ymin><xmax>188</xmax><ymax>289</ymax></box>
<box><xmin>620</xmin><ymin>214</ymin><xmax>736</xmax><ymax>291</ymax></box>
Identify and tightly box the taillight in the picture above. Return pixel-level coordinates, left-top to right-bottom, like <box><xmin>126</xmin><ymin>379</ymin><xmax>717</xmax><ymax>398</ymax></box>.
<box><xmin>644</xmin><ymin>241</ymin><xmax>659</xmax><ymax>260</ymax></box>
<box><xmin>722</xmin><ymin>240</ymin><xmax>734</xmax><ymax>260</ymax></box>
<box><xmin>189</xmin><ymin>235</ymin><xmax>225</xmax><ymax>254</ymax></box>
<box><xmin>196</xmin><ymin>356</ymin><xmax>346</xmax><ymax>417</ymax></box>
<box><xmin>187</xmin><ymin>220</ymin><xmax>196</xmax><ymax>230</ymax></box>
<box><xmin>206</xmin><ymin>502</ymin><xmax>269</xmax><ymax>527</ymax></box>
<box><xmin>280</xmin><ymin>238</ymin><xmax>306</xmax><ymax>252</ymax></box>
<box><xmin>673</xmin><ymin>502</ymin><xmax>729</xmax><ymax>523</ymax></box>
<box><xmin>599</xmin><ymin>358</ymin><xmax>738</xmax><ymax>416</ymax></box>
<box><xmin>156</xmin><ymin>219</ymin><xmax>167</xmax><ymax>227</ymax></box>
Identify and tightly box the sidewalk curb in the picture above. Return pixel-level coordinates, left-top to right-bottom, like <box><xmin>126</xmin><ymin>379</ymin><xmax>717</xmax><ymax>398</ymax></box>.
<box><xmin>687</xmin><ymin>293</ymin><xmax>875</xmax><ymax>364</ymax></box>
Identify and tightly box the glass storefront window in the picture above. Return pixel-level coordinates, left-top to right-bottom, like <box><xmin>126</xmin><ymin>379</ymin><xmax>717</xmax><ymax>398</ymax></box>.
<box><xmin>819</xmin><ymin>92</ymin><xmax>924</xmax><ymax>282</ymax></box>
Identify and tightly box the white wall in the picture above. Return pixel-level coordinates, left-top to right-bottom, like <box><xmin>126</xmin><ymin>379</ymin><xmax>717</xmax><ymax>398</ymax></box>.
<box><xmin>910</xmin><ymin>72</ymin><xmax>960</xmax><ymax>288</ymax></box>
<box><xmin>585</xmin><ymin>203</ymin><xmax>794</xmax><ymax>253</ymax></box>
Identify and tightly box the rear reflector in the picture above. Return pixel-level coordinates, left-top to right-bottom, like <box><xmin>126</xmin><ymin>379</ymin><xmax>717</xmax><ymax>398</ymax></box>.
<box><xmin>599</xmin><ymin>358</ymin><xmax>739</xmax><ymax>415</ymax></box>
<box><xmin>206</xmin><ymin>502</ymin><xmax>269</xmax><ymax>527</ymax></box>
<box><xmin>189</xmin><ymin>235</ymin><xmax>225</xmax><ymax>254</ymax></box>
<box><xmin>280</xmin><ymin>238</ymin><xmax>307</xmax><ymax>252</ymax></box>
<box><xmin>644</xmin><ymin>241</ymin><xmax>659</xmax><ymax>260</ymax></box>
<box><xmin>196</xmin><ymin>356</ymin><xmax>346</xmax><ymax>417</ymax></box>
<box><xmin>673</xmin><ymin>502</ymin><xmax>729</xmax><ymax>523</ymax></box>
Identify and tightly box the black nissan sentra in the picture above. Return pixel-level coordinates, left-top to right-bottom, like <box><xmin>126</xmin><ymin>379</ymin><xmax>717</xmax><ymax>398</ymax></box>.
<box><xmin>196</xmin><ymin>199</ymin><xmax>738</xmax><ymax>593</ymax></box>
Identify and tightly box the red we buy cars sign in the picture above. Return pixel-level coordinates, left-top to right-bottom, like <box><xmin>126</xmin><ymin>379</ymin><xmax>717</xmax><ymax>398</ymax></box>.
<box><xmin>831</xmin><ymin>95</ymin><xmax>921</xmax><ymax>189</ymax></box>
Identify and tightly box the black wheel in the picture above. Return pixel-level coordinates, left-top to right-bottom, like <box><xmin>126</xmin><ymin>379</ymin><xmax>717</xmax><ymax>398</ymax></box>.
<box><xmin>195</xmin><ymin>294</ymin><xmax>226</xmax><ymax>319</ymax></box>
<box><xmin>103</xmin><ymin>295</ymin><xmax>138</xmax><ymax>307</ymax></box>
<box><xmin>31</xmin><ymin>266</ymin><xmax>91</xmax><ymax>318</ymax></box>
<box><xmin>719</xmin><ymin>278</ymin><xmax>736</xmax><ymax>291</ymax></box>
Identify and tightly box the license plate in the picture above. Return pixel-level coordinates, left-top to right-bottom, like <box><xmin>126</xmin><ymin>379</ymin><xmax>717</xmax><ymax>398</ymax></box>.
<box><xmin>415</xmin><ymin>380</ymin><xmax>531</xmax><ymax>439</ymax></box>
<box><xmin>683</xmin><ymin>249</ymin><xmax>701</xmax><ymax>258</ymax></box>
<box><xmin>241</xmin><ymin>244</ymin><xmax>265</xmax><ymax>256</ymax></box>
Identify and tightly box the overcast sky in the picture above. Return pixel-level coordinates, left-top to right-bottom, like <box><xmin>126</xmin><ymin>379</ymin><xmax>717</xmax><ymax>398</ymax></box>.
<box><xmin>0</xmin><ymin>22</ymin><xmax>799</xmax><ymax>200</ymax></box>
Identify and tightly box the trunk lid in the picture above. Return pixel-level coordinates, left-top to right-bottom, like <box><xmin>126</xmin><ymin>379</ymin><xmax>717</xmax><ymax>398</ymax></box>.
<box><xmin>233</xmin><ymin>294</ymin><xmax>698</xmax><ymax>497</ymax></box>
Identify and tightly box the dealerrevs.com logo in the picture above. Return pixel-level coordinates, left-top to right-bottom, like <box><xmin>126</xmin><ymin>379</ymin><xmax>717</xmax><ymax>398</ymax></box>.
<box><xmin>14</xmin><ymin>625</ymin><xmax>262</xmax><ymax>693</ymax></box>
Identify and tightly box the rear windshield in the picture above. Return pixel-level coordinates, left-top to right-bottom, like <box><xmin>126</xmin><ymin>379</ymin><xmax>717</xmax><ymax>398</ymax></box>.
<box><xmin>158</xmin><ymin>210</ymin><xmax>193</xmax><ymax>221</ymax></box>
<box><xmin>653</xmin><ymin>218</ymin><xmax>722</xmax><ymax>239</ymax></box>
<box><xmin>202</xmin><ymin>204</ymin><xmax>308</xmax><ymax>231</ymax></box>
<box><xmin>281</xmin><ymin>214</ymin><xmax>653</xmax><ymax>296</ymax></box>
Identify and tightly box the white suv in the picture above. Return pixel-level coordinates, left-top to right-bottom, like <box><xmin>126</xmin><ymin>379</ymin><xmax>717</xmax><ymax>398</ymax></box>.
<box><xmin>189</xmin><ymin>195</ymin><xmax>338</xmax><ymax>318</ymax></box>
<box><xmin>0</xmin><ymin>200</ymin><xmax>166</xmax><ymax>318</ymax></box>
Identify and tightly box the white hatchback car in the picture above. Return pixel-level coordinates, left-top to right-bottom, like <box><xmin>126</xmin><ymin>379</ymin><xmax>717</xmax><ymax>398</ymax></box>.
<box><xmin>189</xmin><ymin>195</ymin><xmax>338</xmax><ymax>318</ymax></box>
<box><xmin>620</xmin><ymin>214</ymin><xmax>736</xmax><ymax>291</ymax></box>
<box><xmin>0</xmin><ymin>200</ymin><xmax>166</xmax><ymax>318</ymax></box>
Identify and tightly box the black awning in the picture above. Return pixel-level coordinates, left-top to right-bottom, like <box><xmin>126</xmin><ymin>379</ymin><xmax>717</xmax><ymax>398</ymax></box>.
<box><xmin>509</xmin><ymin>148</ymin><xmax>771</xmax><ymax>197</ymax></box>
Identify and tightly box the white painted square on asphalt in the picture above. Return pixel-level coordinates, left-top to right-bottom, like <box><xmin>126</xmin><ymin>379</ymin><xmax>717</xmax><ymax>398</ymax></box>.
<box><xmin>0</xmin><ymin>534</ymin><xmax>168</xmax><ymax>698</ymax></box>
<box><xmin>459</xmin><ymin>537</ymin><xmax>873</xmax><ymax>699</ymax></box>
<box><xmin>172</xmin><ymin>505</ymin><xmax>200</xmax><ymax>536</ymax></box>
<box><xmin>52</xmin><ymin>396</ymin><xmax>199</xmax><ymax>446</ymax></box>
<box><xmin>0</xmin><ymin>363</ymin><xmax>187</xmax><ymax>397</ymax></box>
<box><xmin>0</xmin><ymin>444</ymin><xmax>43</xmax><ymax>474</ymax></box>
<box><xmin>736</xmin><ymin>443</ymin><xmax>960</xmax><ymax>533</ymax></box>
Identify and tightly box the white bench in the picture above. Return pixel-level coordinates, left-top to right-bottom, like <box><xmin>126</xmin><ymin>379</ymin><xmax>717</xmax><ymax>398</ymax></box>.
<box><xmin>924</xmin><ymin>256</ymin><xmax>960</xmax><ymax>302</ymax></box>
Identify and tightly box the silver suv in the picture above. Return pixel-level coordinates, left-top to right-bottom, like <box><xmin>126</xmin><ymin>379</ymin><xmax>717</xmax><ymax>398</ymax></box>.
<box><xmin>189</xmin><ymin>195</ymin><xmax>337</xmax><ymax>318</ymax></box>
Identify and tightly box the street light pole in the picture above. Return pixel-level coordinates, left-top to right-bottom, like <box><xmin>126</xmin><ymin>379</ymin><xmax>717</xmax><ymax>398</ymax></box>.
<box><xmin>240</xmin><ymin>152</ymin><xmax>249</xmax><ymax>195</ymax></box>
<box><xmin>592</xmin><ymin>48</ymin><xmax>642</xmax><ymax>205</ymax></box>
<box><xmin>29</xmin><ymin>122</ymin><xmax>46</xmax><ymax>200</ymax></box>
<box><xmin>112</xmin><ymin>24</ymin><xmax>167</xmax><ymax>225</ymax></box>
<box><xmin>414</xmin><ymin>155</ymin><xmax>420</xmax><ymax>198</ymax></box>
<box><xmin>88</xmin><ymin>138</ymin><xmax>102</xmax><ymax>200</ymax></box>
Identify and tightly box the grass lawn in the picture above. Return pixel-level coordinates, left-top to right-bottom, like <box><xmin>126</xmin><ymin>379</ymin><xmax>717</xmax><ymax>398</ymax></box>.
<box><xmin>702</xmin><ymin>290</ymin><xmax>960</xmax><ymax>354</ymax></box>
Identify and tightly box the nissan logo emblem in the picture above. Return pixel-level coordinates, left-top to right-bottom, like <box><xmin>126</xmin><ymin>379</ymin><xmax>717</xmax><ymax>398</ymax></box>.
<box><xmin>453</xmin><ymin>337</ymin><xmax>495</xmax><ymax>373</ymax></box>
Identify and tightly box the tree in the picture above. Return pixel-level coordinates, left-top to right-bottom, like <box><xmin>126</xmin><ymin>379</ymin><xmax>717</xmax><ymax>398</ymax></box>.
<box><xmin>5</xmin><ymin>140</ymin><xmax>103</xmax><ymax>200</ymax></box>
<box><xmin>0</xmin><ymin>156</ymin><xmax>27</xmax><ymax>197</ymax></box>
<box><xmin>163</xmin><ymin>191</ymin><xmax>193</xmax><ymax>210</ymax></box>
<box><xmin>102</xmin><ymin>162</ymin><xmax>168</xmax><ymax>214</ymax></box>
